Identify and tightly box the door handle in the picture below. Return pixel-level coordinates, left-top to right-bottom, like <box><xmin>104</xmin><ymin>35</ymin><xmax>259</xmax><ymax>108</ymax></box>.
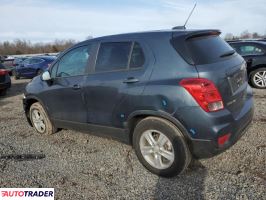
<box><xmin>72</xmin><ymin>84</ymin><xmax>81</xmax><ymax>90</ymax></box>
<box><xmin>123</xmin><ymin>77</ymin><xmax>139</xmax><ymax>84</ymax></box>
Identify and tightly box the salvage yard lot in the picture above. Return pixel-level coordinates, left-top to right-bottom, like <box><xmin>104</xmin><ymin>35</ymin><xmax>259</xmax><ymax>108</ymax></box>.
<box><xmin>0</xmin><ymin>78</ymin><xmax>265</xmax><ymax>200</ymax></box>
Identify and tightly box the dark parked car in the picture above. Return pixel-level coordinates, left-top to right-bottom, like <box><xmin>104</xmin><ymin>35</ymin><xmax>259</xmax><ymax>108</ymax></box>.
<box><xmin>23</xmin><ymin>29</ymin><xmax>254</xmax><ymax>177</ymax></box>
<box><xmin>3</xmin><ymin>57</ymin><xmax>27</xmax><ymax>76</ymax></box>
<box><xmin>228</xmin><ymin>40</ymin><xmax>266</xmax><ymax>88</ymax></box>
<box><xmin>14</xmin><ymin>56</ymin><xmax>56</xmax><ymax>79</ymax></box>
<box><xmin>1</xmin><ymin>58</ymin><xmax>15</xmax><ymax>76</ymax></box>
<box><xmin>0</xmin><ymin>63</ymin><xmax>11</xmax><ymax>95</ymax></box>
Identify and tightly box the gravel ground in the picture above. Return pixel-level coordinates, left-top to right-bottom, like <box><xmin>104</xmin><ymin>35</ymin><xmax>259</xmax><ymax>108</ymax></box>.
<box><xmin>0</xmin><ymin>78</ymin><xmax>265</xmax><ymax>200</ymax></box>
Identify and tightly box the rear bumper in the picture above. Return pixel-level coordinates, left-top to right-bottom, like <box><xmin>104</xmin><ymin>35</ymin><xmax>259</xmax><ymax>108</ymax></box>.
<box><xmin>190</xmin><ymin>110</ymin><xmax>253</xmax><ymax>158</ymax></box>
<box><xmin>174</xmin><ymin>88</ymin><xmax>254</xmax><ymax>159</ymax></box>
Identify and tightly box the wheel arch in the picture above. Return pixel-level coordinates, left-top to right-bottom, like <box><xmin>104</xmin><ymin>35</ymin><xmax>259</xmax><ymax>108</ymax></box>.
<box><xmin>24</xmin><ymin>96</ymin><xmax>50</xmax><ymax>126</ymax></box>
<box><xmin>126</xmin><ymin>110</ymin><xmax>192</xmax><ymax>145</ymax></box>
<box><xmin>248</xmin><ymin>64</ymin><xmax>266</xmax><ymax>78</ymax></box>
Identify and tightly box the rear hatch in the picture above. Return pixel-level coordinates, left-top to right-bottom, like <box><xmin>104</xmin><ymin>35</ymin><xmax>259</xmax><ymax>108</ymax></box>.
<box><xmin>172</xmin><ymin>30</ymin><xmax>248</xmax><ymax>118</ymax></box>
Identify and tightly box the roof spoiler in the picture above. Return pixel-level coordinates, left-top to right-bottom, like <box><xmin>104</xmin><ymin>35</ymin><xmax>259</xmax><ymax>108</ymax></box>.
<box><xmin>184</xmin><ymin>30</ymin><xmax>221</xmax><ymax>40</ymax></box>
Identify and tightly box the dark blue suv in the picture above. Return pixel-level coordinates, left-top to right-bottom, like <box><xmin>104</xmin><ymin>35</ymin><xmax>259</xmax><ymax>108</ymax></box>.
<box><xmin>23</xmin><ymin>29</ymin><xmax>254</xmax><ymax>177</ymax></box>
<box><xmin>14</xmin><ymin>56</ymin><xmax>56</xmax><ymax>79</ymax></box>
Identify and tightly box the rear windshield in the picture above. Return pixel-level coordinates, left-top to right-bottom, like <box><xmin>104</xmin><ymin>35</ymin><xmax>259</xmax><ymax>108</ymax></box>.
<box><xmin>186</xmin><ymin>35</ymin><xmax>234</xmax><ymax>65</ymax></box>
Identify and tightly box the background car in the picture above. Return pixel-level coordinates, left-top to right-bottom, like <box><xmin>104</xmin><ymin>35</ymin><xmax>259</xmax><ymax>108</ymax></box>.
<box><xmin>1</xmin><ymin>58</ymin><xmax>15</xmax><ymax>76</ymax></box>
<box><xmin>228</xmin><ymin>40</ymin><xmax>266</xmax><ymax>88</ymax></box>
<box><xmin>1</xmin><ymin>57</ymin><xmax>28</xmax><ymax>76</ymax></box>
<box><xmin>14</xmin><ymin>56</ymin><xmax>56</xmax><ymax>79</ymax></box>
<box><xmin>13</xmin><ymin>57</ymin><xmax>28</xmax><ymax>66</ymax></box>
<box><xmin>0</xmin><ymin>63</ymin><xmax>11</xmax><ymax>95</ymax></box>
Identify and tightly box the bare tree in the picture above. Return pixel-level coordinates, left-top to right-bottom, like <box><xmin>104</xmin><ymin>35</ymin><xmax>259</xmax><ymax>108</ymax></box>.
<box><xmin>0</xmin><ymin>39</ymin><xmax>76</xmax><ymax>55</ymax></box>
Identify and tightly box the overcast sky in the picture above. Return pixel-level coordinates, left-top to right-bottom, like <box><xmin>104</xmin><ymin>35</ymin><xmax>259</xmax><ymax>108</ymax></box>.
<box><xmin>0</xmin><ymin>0</ymin><xmax>265</xmax><ymax>43</ymax></box>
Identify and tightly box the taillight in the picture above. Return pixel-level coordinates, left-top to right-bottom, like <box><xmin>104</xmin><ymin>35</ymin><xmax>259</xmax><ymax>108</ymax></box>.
<box><xmin>218</xmin><ymin>133</ymin><xmax>231</xmax><ymax>147</ymax></box>
<box><xmin>0</xmin><ymin>69</ymin><xmax>8</xmax><ymax>76</ymax></box>
<box><xmin>180</xmin><ymin>78</ymin><xmax>224</xmax><ymax>112</ymax></box>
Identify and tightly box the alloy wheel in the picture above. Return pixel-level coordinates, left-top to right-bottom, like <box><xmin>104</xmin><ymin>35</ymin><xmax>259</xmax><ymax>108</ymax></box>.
<box><xmin>253</xmin><ymin>70</ymin><xmax>266</xmax><ymax>87</ymax></box>
<box><xmin>31</xmin><ymin>109</ymin><xmax>46</xmax><ymax>133</ymax></box>
<box><xmin>139</xmin><ymin>130</ymin><xmax>175</xmax><ymax>170</ymax></box>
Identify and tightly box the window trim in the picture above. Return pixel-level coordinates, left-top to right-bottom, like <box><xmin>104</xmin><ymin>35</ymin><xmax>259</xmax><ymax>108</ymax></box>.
<box><xmin>92</xmin><ymin>41</ymin><xmax>146</xmax><ymax>74</ymax></box>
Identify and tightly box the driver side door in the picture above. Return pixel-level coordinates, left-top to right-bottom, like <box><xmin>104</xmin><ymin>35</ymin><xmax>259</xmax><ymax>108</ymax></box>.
<box><xmin>40</xmin><ymin>44</ymin><xmax>95</xmax><ymax>124</ymax></box>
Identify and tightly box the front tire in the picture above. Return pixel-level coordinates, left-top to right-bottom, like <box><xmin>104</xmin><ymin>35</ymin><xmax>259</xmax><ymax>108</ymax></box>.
<box><xmin>30</xmin><ymin>102</ymin><xmax>56</xmax><ymax>135</ymax></box>
<box><xmin>133</xmin><ymin>117</ymin><xmax>191</xmax><ymax>177</ymax></box>
<box><xmin>250</xmin><ymin>68</ymin><xmax>266</xmax><ymax>89</ymax></box>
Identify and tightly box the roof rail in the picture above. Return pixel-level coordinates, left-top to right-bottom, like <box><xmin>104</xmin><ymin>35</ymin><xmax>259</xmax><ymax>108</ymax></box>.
<box><xmin>226</xmin><ymin>38</ymin><xmax>266</xmax><ymax>42</ymax></box>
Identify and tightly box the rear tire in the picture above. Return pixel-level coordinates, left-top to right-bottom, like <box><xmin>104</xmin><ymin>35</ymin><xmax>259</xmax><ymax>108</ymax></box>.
<box><xmin>133</xmin><ymin>117</ymin><xmax>191</xmax><ymax>177</ymax></box>
<box><xmin>250</xmin><ymin>68</ymin><xmax>266</xmax><ymax>89</ymax></box>
<box><xmin>30</xmin><ymin>102</ymin><xmax>57</xmax><ymax>135</ymax></box>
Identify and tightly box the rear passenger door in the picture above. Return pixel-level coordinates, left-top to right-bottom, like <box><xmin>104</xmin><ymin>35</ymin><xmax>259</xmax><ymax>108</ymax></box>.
<box><xmin>84</xmin><ymin>40</ymin><xmax>154</xmax><ymax>127</ymax></box>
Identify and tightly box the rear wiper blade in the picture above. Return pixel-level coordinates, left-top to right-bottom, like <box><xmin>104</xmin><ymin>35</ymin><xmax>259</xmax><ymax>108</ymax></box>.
<box><xmin>220</xmin><ymin>50</ymin><xmax>235</xmax><ymax>58</ymax></box>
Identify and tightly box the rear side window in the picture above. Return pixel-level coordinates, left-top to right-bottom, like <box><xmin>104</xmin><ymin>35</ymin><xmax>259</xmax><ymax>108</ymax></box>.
<box><xmin>186</xmin><ymin>35</ymin><xmax>234</xmax><ymax>65</ymax></box>
<box><xmin>130</xmin><ymin>42</ymin><xmax>145</xmax><ymax>68</ymax></box>
<box><xmin>239</xmin><ymin>45</ymin><xmax>264</xmax><ymax>56</ymax></box>
<box><xmin>95</xmin><ymin>42</ymin><xmax>132</xmax><ymax>72</ymax></box>
<box><xmin>30</xmin><ymin>58</ymin><xmax>43</xmax><ymax>64</ymax></box>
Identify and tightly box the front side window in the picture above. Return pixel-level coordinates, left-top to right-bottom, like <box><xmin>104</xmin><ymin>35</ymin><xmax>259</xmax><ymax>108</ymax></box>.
<box><xmin>50</xmin><ymin>62</ymin><xmax>59</xmax><ymax>78</ymax></box>
<box><xmin>30</xmin><ymin>58</ymin><xmax>43</xmax><ymax>65</ymax></box>
<box><xmin>239</xmin><ymin>45</ymin><xmax>264</xmax><ymax>56</ymax></box>
<box><xmin>57</xmin><ymin>45</ymin><xmax>92</xmax><ymax>77</ymax></box>
<box><xmin>23</xmin><ymin>59</ymin><xmax>31</xmax><ymax>65</ymax></box>
<box><xmin>95</xmin><ymin>42</ymin><xmax>132</xmax><ymax>72</ymax></box>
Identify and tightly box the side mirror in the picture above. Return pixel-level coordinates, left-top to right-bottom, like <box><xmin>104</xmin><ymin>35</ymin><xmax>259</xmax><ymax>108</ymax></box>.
<box><xmin>41</xmin><ymin>71</ymin><xmax>51</xmax><ymax>81</ymax></box>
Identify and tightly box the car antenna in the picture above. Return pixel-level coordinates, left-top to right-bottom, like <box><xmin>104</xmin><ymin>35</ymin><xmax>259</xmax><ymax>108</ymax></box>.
<box><xmin>172</xmin><ymin>3</ymin><xmax>197</xmax><ymax>30</ymax></box>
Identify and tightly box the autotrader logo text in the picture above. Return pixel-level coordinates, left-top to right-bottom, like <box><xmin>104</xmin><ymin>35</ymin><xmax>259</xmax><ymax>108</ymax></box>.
<box><xmin>0</xmin><ymin>188</ymin><xmax>54</xmax><ymax>200</ymax></box>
